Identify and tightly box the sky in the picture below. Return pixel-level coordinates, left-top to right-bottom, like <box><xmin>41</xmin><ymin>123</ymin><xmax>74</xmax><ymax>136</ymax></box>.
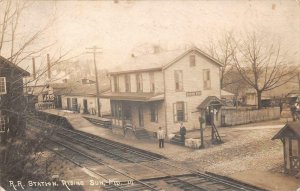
<box><xmin>17</xmin><ymin>0</ymin><xmax>300</xmax><ymax>71</ymax></box>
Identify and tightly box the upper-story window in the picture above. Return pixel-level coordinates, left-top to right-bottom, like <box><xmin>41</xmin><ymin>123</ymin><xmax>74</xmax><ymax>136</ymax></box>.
<box><xmin>149</xmin><ymin>72</ymin><xmax>155</xmax><ymax>93</ymax></box>
<box><xmin>125</xmin><ymin>74</ymin><xmax>131</xmax><ymax>92</ymax></box>
<box><xmin>0</xmin><ymin>77</ymin><xmax>7</xmax><ymax>95</ymax></box>
<box><xmin>136</xmin><ymin>73</ymin><xmax>143</xmax><ymax>93</ymax></box>
<box><xmin>113</xmin><ymin>75</ymin><xmax>119</xmax><ymax>92</ymax></box>
<box><xmin>190</xmin><ymin>55</ymin><xmax>196</xmax><ymax>67</ymax></box>
<box><xmin>203</xmin><ymin>69</ymin><xmax>211</xmax><ymax>90</ymax></box>
<box><xmin>174</xmin><ymin>70</ymin><xmax>183</xmax><ymax>91</ymax></box>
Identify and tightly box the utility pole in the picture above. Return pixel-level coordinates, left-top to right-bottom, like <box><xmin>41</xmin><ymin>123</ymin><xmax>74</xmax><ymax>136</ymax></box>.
<box><xmin>86</xmin><ymin>46</ymin><xmax>102</xmax><ymax>117</ymax></box>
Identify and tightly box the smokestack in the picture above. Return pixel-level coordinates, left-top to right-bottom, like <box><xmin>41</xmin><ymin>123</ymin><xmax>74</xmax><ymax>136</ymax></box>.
<box><xmin>32</xmin><ymin>57</ymin><xmax>36</xmax><ymax>80</ymax></box>
<box><xmin>47</xmin><ymin>54</ymin><xmax>51</xmax><ymax>79</ymax></box>
<box><xmin>153</xmin><ymin>45</ymin><xmax>160</xmax><ymax>54</ymax></box>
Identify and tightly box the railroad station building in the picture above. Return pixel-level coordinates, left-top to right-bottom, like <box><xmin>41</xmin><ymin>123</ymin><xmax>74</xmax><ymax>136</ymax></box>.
<box><xmin>101</xmin><ymin>47</ymin><xmax>223</xmax><ymax>135</ymax></box>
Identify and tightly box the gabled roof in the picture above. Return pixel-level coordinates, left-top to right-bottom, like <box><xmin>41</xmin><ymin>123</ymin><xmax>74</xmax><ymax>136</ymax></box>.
<box><xmin>109</xmin><ymin>46</ymin><xmax>223</xmax><ymax>75</ymax></box>
<box><xmin>197</xmin><ymin>96</ymin><xmax>224</xmax><ymax>110</ymax></box>
<box><xmin>272</xmin><ymin>122</ymin><xmax>300</xmax><ymax>140</ymax></box>
<box><xmin>0</xmin><ymin>56</ymin><xmax>30</xmax><ymax>76</ymax></box>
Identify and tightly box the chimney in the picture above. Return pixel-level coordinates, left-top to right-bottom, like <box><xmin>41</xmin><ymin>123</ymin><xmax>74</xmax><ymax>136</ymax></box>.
<box><xmin>47</xmin><ymin>54</ymin><xmax>51</xmax><ymax>79</ymax></box>
<box><xmin>153</xmin><ymin>45</ymin><xmax>160</xmax><ymax>54</ymax></box>
<box><xmin>32</xmin><ymin>57</ymin><xmax>36</xmax><ymax>80</ymax></box>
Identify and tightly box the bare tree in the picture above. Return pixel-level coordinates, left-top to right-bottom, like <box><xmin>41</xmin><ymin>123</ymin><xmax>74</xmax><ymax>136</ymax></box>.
<box><xmin>206</xmin><ymin>31</ymin><xmax>239</xmax><ymax>89</ymax></box>
<box><xmin>0</xmin><ymin>1</ymin><xmax>80</xmax><ymax>185</ymax></box>
<box><xmin>232</xmin><ymin>33</ymin><xmax>297</xmax><ymax>109</ymax></box>
<box><xmin>0</xmin><ymin>0</ymin><xmax>55</xmax><ymax>64</ymax></box>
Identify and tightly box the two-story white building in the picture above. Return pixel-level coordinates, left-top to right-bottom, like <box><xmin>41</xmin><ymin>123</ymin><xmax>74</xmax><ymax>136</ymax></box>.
<box><xmin>101</xmin><ymin>47</ymin><xmax>223</xmax><ymax>135</ymax></box>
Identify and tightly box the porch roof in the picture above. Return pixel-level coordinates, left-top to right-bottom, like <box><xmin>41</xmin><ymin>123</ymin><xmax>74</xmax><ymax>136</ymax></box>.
<box><xmin>100</xmin><ymin>92</ymin><xmax>164</xmax><ymax>102</ymax></box>
<box><xmin>272</xmin><ymin>122</ymin><xmax>300</xmax><ymax>140</ymax></box>
<box><xmin>197</xmin><ymin>96</ymin><xmax>224</xmax><ymax>110</ymax></box>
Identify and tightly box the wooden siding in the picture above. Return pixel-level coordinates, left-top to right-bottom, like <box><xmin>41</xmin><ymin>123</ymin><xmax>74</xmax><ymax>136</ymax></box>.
<box><xmin>164</xmin><ymin>51</ymin><xmax>221</xmax><ymax>133</ymax></box>
<box><xmin>61</xmin><ymin>95</ymin><xmax>111</xmax><ymax>115</ymax></box>
<box><xmin>111</xmin><ymin>71</ymin><xmax>164</xmax><ymax>94</ymax></box>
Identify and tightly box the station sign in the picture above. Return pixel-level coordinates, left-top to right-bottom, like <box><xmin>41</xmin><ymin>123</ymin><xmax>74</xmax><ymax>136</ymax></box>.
<box><xmin>43</xmin><ymin>86</ymin><xmax>54</xmax><ymax>102</ymax></box>
<box><xmin>186</xmin><ymin>91</ymin><xmax>202</xmax><ymax>97</ymax></box>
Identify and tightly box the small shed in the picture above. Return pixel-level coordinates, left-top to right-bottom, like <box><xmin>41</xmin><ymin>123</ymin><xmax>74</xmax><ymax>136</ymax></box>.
<box><xmin>272</xmin><ymin>122</ymin><xmax>300</xmax><ymax>174</ymax></box>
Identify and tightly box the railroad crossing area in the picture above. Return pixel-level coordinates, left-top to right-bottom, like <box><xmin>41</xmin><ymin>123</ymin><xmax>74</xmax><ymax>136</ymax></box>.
<box><xmin>25</xmin><ymin>109</ymin><xmax>269</xmax><ymax>191</ymax></box>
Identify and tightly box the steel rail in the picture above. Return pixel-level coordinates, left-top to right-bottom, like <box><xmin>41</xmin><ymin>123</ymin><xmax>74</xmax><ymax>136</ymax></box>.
<box><xmin>27</xmin><ymin>116</ymin><xmax>264</xmax><ymax>191</ymax></box>
<box><xmin>53</xmin><ymin>126</ymin><xmax>259</xmax><ymax>191</ymax></box>
<box><xmin>44</xmin><ymin>144</ymin><xmax>125</xmax><ymax>191</ymax></box>
<box><xmin>57</xmin><ymin>127</ymin><xmax>164</xmax><ymax>160</ymax></box>
<box><xmin>54</xmin><ymin>123</ymin><xmax>264</xmax><ymax>191</ymax></box>
<box><xmin>46</xmin><ymin>137</ymin><xmax>161</xmax><ymax>191</ymax></box>
<box><xmin>55</xmin><ymin>131</ymin><xmax>135</xmax><ymax>163</ymax></box>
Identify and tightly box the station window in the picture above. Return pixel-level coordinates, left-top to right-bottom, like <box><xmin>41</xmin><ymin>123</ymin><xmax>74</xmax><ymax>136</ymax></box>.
<box><xmin>125</xmin><ymin>74</ymin><xmax>131</xmax><ymax>92</ymax></box>
<box><xmin>149</xmin><ymin>72</ymin><xmax>155</xmax><ymax>93</ymax></box>
<box><xmin>114</xmin><ymin>75</ymin><xmax>119</xmax><ymax>92</ymax></box>
<box><xmin>173</xmin><ymin>102</ymin><xmax>188</xmax><ymax>122</ymax></box>
<box><xmin>190</xmin><ymin>55</ymin><xmax>196</xmax><ymax>67</ymax></box>
<box><xmin>203</xmin><ymin>69</ymin><xmax>211</xmax><ymax>90</ymax></box>
<box><xmin>0</xmin><ymin>77</ymin><xmax>7</xmax><ymax>95</ymax></box>
<box><xmin>136</xmin><ymin>73</ymin><xmax>143</xmax><ymax>93</ymax></box>
<box><xmin>174</xmin><ymin>70</ymin><xmax>183</xmax><ymax>91</ymax></box>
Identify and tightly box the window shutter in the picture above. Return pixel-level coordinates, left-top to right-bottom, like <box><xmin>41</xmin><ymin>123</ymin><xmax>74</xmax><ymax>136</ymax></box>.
<box><xmin>155</xmin><ymin>105</ymin><xmax>158</xmax><ymax>122</ymax></box>
<box><xmin>173</xmin><ymin>103</ymin><xmax>177</xmax><ymax>123</ymax></box>
<box><xmin>184</xmin><ymin>102</ymin><xmax>188</xmax><ymax>122</ymax></box>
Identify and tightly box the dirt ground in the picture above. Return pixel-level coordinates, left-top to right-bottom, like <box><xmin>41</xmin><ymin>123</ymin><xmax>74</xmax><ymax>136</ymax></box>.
<box><xmin>167</xmin><ymin>119</ymin><xmax>300</xmax><ymax>191</ymax></box>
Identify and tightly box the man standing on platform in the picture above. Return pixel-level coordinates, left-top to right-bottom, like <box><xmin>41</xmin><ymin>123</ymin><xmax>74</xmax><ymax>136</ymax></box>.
<box><xmin>179</xmin><ymin>122</ymin><xmax>186</xmax><ymax>146</ymax></box>
<box><xmin>157</xmin><ymin>127</ymin><xmax>165</xmax><ymax>148</ymax></box>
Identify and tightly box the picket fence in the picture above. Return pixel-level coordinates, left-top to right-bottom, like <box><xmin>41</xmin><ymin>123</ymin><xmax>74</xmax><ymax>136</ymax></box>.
<box><xmin>221</xmin><ymin>107</ymin><xmax>280</xmax><ymax>126</ymax></box>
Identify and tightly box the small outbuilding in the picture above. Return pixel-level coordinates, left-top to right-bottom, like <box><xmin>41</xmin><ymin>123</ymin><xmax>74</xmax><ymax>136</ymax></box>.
<box><xmin>272</xmin><ymin>122</ymin><xmax>300</xmax><ymax>175</ymax></box>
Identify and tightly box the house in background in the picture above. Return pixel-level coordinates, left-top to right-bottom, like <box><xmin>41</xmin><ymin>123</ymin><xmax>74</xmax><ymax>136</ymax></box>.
<box><xmin>101</xmin><ymin>46</ymin><xmax>223</xmax><ymax>135</ymax></box>
<box><xmin>0</xmin><ymin>56</ymin><xmax>30</xmax><ymax>142</ymax></box>
<box><xmin>287</xmin><ymin>90</ymin><xmax>300</xmax><ymax>105</ymax></box>
<box><xmin>245</xmin><ymin>89</ymin><xmax>272</xmax><ymax>107</ymax></box>
<box><xmin>60</xmin><ymin>79</ymin><xmax>111</xmax><ymax>116</ymax></box>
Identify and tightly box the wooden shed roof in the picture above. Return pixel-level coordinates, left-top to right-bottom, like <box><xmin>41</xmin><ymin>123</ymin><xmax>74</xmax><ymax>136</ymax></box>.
<box><xmin>100</xmin><ymin>92</ymin><xmax>164</xmax><ymax>102</ymax></box>
<box><xmin>272</xmin><ymin>122</ymin><xmax>300</xmax><ymax>140</ymax></box>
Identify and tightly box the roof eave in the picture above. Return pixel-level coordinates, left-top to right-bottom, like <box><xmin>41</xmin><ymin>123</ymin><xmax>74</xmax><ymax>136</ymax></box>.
<box><xmin>108</xmin><ymin>67</ymin><xmax>162</xmax><ymax>75</ymax></box>
<box><xmin>162</xmin><ymin>47</ymin><xmax>223</xmax><ymax>71</ymax></box>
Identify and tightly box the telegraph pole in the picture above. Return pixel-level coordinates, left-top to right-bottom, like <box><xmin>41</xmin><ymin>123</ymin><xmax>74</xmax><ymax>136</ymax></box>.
<box><xmin>86</xmin><ymin>46</ymin><xmax>102</xmax><ymax>117</ymax></box>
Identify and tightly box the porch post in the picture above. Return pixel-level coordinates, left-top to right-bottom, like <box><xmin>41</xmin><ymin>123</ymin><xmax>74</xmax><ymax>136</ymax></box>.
<box><xmin>210</xmin><ymin>106</ymin><xmax>215</xmax><ymax>142</ymax></box>
<box><xmin>199</xmin><ymin>112</ymin><xmax>205</xmax><ymax>149</ymax></box>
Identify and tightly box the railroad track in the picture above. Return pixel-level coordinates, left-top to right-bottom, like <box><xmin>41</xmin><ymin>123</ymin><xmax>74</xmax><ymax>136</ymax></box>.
<box><xmin>53</xmin><ymin>127</ymin><xmax>264</xmax><ymax>191</ymax></box>
<box><xmin>55</xmin><ymin>128</ymin><xmax>165</xmax><ymax>163</ymax></box>
<box><xmin>46</xmin><ymin>138</ymin><xmax>161</xmax><ymax>191</ymax></box>
<box><xmin>27</xmin><ymin>115</ymin><xmax>266</xmax><ymax>191</ymax></box>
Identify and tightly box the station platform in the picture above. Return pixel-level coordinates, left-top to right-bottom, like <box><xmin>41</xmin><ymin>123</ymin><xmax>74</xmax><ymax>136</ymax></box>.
<box><xmin>40</xmin><ymin>109</ymin><xmax>190</xmax><ymax>159</ymax></box>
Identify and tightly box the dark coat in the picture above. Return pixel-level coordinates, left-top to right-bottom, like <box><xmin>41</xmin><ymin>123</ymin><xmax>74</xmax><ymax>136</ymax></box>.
<box><xmin>180</xmin><ymin>126</ymin><xmax>186</xmax><ymax>136</ymax></box>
